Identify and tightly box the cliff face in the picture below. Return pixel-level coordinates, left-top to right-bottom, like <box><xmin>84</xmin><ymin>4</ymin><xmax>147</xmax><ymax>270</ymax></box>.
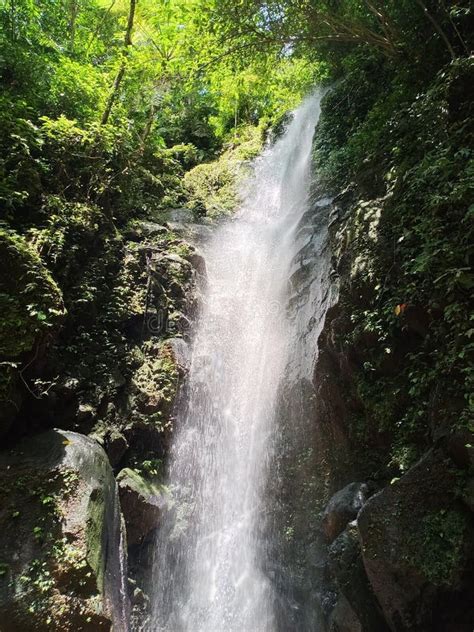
<box><xmin>0</xmin><ymin>211</ymin><xmax>204</xmax><ymax>629</ymax></box>
<box><xmin>307</xmin><ymin>58</ymin><xmax>474</xmax><ymax>632</ymax></box>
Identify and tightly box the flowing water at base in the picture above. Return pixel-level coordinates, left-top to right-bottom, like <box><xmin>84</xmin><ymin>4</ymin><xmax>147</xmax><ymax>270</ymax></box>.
<box><xmin>149</xmin><ymin>93</ymin><xmax>324</xmax><ymax>632</ymax></box>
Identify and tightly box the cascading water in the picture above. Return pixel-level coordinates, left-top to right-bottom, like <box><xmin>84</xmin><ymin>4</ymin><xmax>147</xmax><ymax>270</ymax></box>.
<box><xmin>148</xmin><ymin>92</ymin><xmax>328</xmax><ymax>632</ymax></box>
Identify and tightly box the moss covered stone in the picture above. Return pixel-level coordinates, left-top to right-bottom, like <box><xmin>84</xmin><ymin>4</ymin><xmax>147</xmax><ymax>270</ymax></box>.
<box><xmin>357</xmin><ymin>448</ymin><xmax>474</xmax><ymax>631</ymax></box>
<box><xmin>132</xmin><ymin>341</ymin><xmax>180</xmax><ymax>425</ymax></box>
<box><xmin>116</xmin><ymin>468</ymin><xmax>164</xmax><ymax>546</ymax></box>
<box><xmin>0</xmin><ymin>429</ymin><xmax>128</xmax><ymax>632</ymax></box>
<box><xmin>184</xmin><ymin>124</ymin><xmax>263</xmax><ymax>218</ymax></box>
<box><xmin>0</xmin><ymin>229</ymin><xmax>65</xmax><ymax>437</ymax></box>
<box><xmin>0</xmin><ymin>229</ymin><xmax>64</xmax><ymax>358</ymax></box>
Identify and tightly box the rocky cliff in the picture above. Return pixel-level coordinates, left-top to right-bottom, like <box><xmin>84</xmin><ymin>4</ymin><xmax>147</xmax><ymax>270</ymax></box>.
<box><xmin>303</xmin><ymin>57</ymin><xmax>474</xmax><ymax>632</ymax></box>
<box><xmin>0</xmin><ymin>209</ymin><xmax>204</xmax><ymax>629</ymax></box>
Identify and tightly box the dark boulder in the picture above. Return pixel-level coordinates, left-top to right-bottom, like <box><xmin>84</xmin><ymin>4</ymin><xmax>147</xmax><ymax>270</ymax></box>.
<box><xmin>322</xmin><ymin>482</ymin><xmax>369</xmax><ymax>542</ymax></box>
<box><xmin>117</xmin><ymin>468</ymin><xmax>163</xmax><ymax>546</ymax></box>
<box><xmin>0</xmin><ymin>429</ymin><xmax>129</xmax><ymax>631</ymax></box>
<box><xmin>328</xmin><ymin>594</ymin><xmax>362</xmax><ymax>632</ymax></box>
<box><xmin>105</xmin><ymin>429</ymin><xmax>129</xmax><ymax>468</ymax></box>
<box><xmin>357</xmin><ymin>448</ymin><xmax>474</xmax><ymax>632</ymax></box>
<box><xmin>328</xmin><ymin>524</ymin><xmax>390</xmax><ymax>632</ymax></box>
<box><xmin>185</xmin><ymin>248</ymin><xmax>207</xmax><ymax>278</ymax></box>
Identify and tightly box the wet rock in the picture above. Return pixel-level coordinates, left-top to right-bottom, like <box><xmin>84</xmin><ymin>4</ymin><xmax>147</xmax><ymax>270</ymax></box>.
<box><xmin>131</xmin><ymin>342</ymin><xmax>179</xmax><ymax>423</ymax></box>
<box><xmin>185</xmin><ymin>249</ymin><xmax>207</xmax><ymax>277</ymax></box>
<box><xmin>132</xmin><ymin>586</ymin><xmax>149</xmax><ymax>607</ymax></box>
<box><xmin>105</xmin><ymin>429</ymin><xmax>129</xmax><ymax>468</ymax></box>
<box><xmin>167</xmin><ymin>337</ymin><xmax>190</xmax><ymax>374</ymax></box>
<box><xmin>117</xmin><ymin>468</ymin><xmax>163</xmax><ymax>546</ymax></box>
<box><xmin>165</xmin><ymin>207</ymin><xmax>195</xmax><ymax>224</ymax></box>
<box><xmin>157</xmin><ymin>252</ymin><xmax>191</xmax><ymax>268</ymax></box>
<box><xmin>357</xmin><ymin>448</ymin><xmax>474</xmax><ymax>632</ymax></box>
<box><xmin>328</xmin><ymin>594</ymin><xmax>362</xmax><ymax>632</ymax></box>
<box><xmin>322</xmin><ymin>482</ymin><xmax>368</xmax><ymax>542</ymax></box>
<box><xmin>0</xmin><ymin>429</ymin><xmax>129</xmax><ymax>632</ymax></box>
<box><xmin>123</xmin><ymin>222</ymin><xmax>168</xmax><ymax>242</ymax></box>
<box><xmin>138</xmin><ymin>222</ymin><xmax>168</xmax><ymax>237</ymax></box>
<box><xmin>328</xmin><ymin>524</ymin><xmax>389</xmax><ymax>632</ymax></box>
<box><xmin>76</xmin><ymin>402</ymin><xmax>96</xmax><ymax>425</ymax></box>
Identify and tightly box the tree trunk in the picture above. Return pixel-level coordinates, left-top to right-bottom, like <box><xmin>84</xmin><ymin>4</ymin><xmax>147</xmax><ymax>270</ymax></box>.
<box><xmin>100</xmin><ymin>0</ymin><xmax>136</xmax><ymax>125</ymax></box>
<box><xmin>415</xmin><ymin>0</ymin><xmax>456</xmax><ymax>59</ymax></box>
<box><xmin>68</xmin><ymin>0</ymin><xmax>79</xmax><ymax>53</ymax></box>
<box><xmin>440</xmin><ymin>0</ymin><xmax>469</xmax><ymax>55</ymax></box>
<box><xmin>140</xmin><ymin>103</ymin><xmax>155</xmax><ymax>148</ymax></box>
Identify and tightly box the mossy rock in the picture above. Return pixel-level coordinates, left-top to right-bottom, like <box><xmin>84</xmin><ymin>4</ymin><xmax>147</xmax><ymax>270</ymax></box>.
<box><xmin>0</xmin><ymin>230</ymin><xmax>65</xmax><ymax>437</ymax></box>
<box><xmin>184</xmin><ymin>124</ymin><xmax>263</xmax><ymax>218</ymax></box>
<box><xmin>132</xmin><ymin>342</ymin><xmax>179</xmax><ymax>423</ymax></box>
<box><xmin>0</xmin><ymin>430</ymin><xmax>129</xmax><ymax>631</ymax></box>
<box><xmin>328</xmin><ymin>524</ymin><xmax>389</xmax><ymax>632</ymax></box>
<box><xmin>357</xmin><ymin>448</ymin><xmax>474</xmax><ymax>631</ymax></box>
<box><xmin>0</xmin><ymin>229</ymin><xmax>64</xmax><ymax>358</ymax></box>
<box><xmin>117</xmin><ymin>468</ymin><xmax>163</xmax><ymax>546</ymax></box>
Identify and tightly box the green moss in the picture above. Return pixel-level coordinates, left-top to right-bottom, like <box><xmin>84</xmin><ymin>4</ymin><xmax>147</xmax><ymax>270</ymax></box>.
<box><xmin>0</xmin><ymin>468</ymin><xmax>70</xmax><ymax>621</ymax></box>
<box><xmin>184</xmin><ymin>124</ymin><xmax>264</xmax><ymax>218</ymax></box>
<box><xmin>116</xmin><ymin>467</ymin><xmax>163</xmax><ymax>497</ymax></box>
<box><xmin>0</xmin><ymin>454</ymin><xmax>110</xmax><ymax>629</ymax></box>
<box><xmin>318</xmin><ymin>58</ymin><xmax>474</xmax><ymax>473</ymax></box>
<box><xmin>0</xmin><ymin>229</ymin><xmax>65</xmax><ymax>431</ymax></box>
<box><xmin>132</xmin><ymin>341</ymin><xmax>180</xmax><ymax>429</ymax></box>
<box><xmin>85</xmin><ymin>486</ymin><xmax>106</xmax><ymax>594</ymax></box>
<box><xmin>0</xmin><ymin>229</ymin><xmax>64</xmax><ymax>358</ymax></box>
<box><xmin>406</xmin><ymin>510</ymin><xmax>468</xmax><ymax>586</ymax></box>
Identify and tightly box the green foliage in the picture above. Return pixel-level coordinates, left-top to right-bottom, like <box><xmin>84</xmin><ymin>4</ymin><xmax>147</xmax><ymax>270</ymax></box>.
<box><xmin>0</xmin><ymin>0</ymin><xmax>319</xmax><ymax>225</ymax></box>
<box><xmin>0</xmin><ymin>6</ymin><xmax>471</xmax><ymax>629</ymax></box>
<box><xmin>0</xmin><ymin>98</ymin><xmax>44</xmax><ymax>215</ymax></box>
<box><xmin>48</xmin><ymin>58</ymin><xmax>107</xmax><ymax>121</ymax></box>
<box><xmin>0</xmin><ymin>0</ymin><xmax>471</xmax><ymax>486</ymax></box>
<box><xmin>406</xmin><ymin>509</ymin><xmax>468</xmax><ymax>586</ymax></box>
<box><xmin>140</xmin><ymin>459</ymin><xmax>163</xmax><ymax>477</ymax></box>
<box><xmin>185</xmin><ymin>124</ymin><xmax>264</xmax><ymax>218</ymax></box>
<box><xmin>209</xmin><ymin>0</ymin><xmax>472</xmax><ymax>70</ymax></box>
<box><xmin>0</xmin><ymin>229</ymin><xmax>64</xmax><ymax>358</ymax></box>
<box><xmin>317</xmin><ymin>56</ymin><xmax>473</xmax><ymax>471</ymax></box>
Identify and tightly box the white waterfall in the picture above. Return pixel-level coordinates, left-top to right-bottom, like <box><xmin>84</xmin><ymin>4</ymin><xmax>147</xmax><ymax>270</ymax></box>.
<box><xmin>148</xmin><ymin>93</ymin><xmax>323</xmax><ymax>632</ymax></box>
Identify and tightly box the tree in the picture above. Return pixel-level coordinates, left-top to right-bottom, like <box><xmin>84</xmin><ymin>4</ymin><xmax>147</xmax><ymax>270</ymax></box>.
<box><xmin>100</xmin><ymin>0</ymin><xmax>136</xmax><ymax>125</ymax></box>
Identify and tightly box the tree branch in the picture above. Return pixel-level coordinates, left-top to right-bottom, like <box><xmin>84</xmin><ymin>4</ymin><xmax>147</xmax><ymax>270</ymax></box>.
<box><xmin>415</xmin><ymin>0</ymin><xmax>456</xmax><ymax>59</ymax></box>
<box><xmin>101</xmin><ymin>0</ymin><xmax>137</xmax><ymax>125</ymax></box>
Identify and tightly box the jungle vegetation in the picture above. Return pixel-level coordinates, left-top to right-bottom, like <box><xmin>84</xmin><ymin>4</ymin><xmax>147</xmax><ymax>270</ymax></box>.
<box><xmin>0</xmin><ymin>0</ymin><xmax>472</xmax><ymax>463</ymax></box>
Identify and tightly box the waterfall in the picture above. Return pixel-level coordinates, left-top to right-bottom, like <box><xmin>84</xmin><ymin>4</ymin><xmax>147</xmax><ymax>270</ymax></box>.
<box><xmin>148</xmin><ymin>92</ymin><xmax>327</xmax><ymax>632</ymax></box>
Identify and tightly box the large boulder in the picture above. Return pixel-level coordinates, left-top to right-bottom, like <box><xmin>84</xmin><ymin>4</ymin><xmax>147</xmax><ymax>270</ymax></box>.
<box><xmin>322</xmin><ymin>482</ymin><xmax>368</xmax><ymax>542</ymax></box>
<box><xmin>104</xmin><ymin>429</ymin><xmax>129</xmax><ymax>469</ymax></box>
<box><xmin>0</xmin><ymin>430</ymin><xmax>129</xmax><ymax>631</ymax></box>
<box><xmin>328</xmin><ymin>594</ymin><xmax>362</xmax><ymax>632</ymax></box>
<box><xmin>117</xmin><ymin>468</ymin><xmax>163</xmax><ymax>547</ymax></box>
<box><xmin>357</xmin><ymin>448</ymin><xmax>474</xmax><ymax>632</ymax></box>
<box><xmin>328</xmin><ymin>524</ymin><xmax>389</xmax><ymax>632</ymax></box>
